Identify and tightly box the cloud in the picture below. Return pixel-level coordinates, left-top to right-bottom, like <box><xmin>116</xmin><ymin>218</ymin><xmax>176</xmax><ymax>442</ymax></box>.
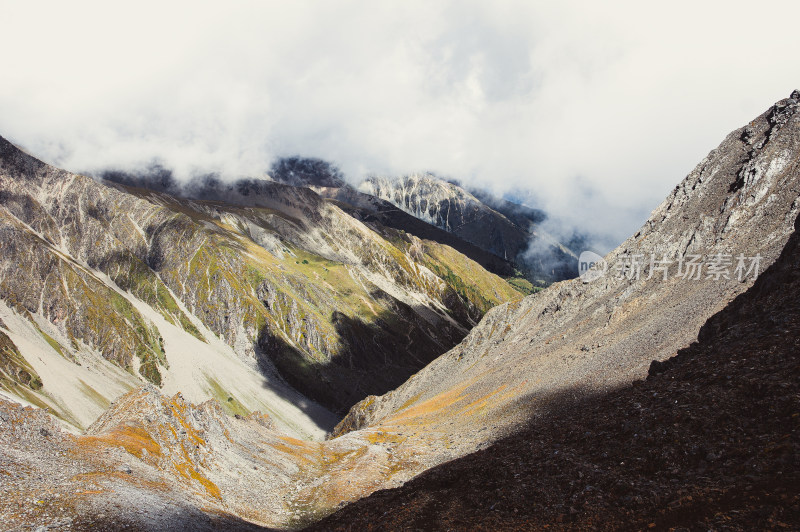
<box><xmin>1</xmin><ymin>0</ymin><xmax>798</xmax><ymax>247</ymax></box>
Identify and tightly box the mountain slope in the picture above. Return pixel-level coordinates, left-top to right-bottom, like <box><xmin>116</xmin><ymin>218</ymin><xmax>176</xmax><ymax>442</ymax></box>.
<box><xmin>0</xmin><ymin>144</ymin><xmax>336</xmax><ymax>437</ymax></box>
<box><xmin>329</xmin><ymin>91</ymin><xmax>800</xmax><ymax>475</ymax></box>
<box><xmin>313</xmin><ymin>207</ymin><xmax>800</xmax><ymax>531</ymax></box>
<box><xmin>313</xmin><ymin>182</ymin><xmax>523</xmax><ymax>279</ymax></box>
<box><xmin>0</xmin><ymin>136</ymin><xmax>521</xmax><ymax>434</ymax></box>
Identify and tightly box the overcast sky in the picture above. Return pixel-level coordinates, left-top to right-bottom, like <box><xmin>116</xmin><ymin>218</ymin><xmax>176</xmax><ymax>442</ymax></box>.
<box><xmin>1</xmin><ymin>1</ymin><xmax>798</xmax><ymax>246</ymax></box>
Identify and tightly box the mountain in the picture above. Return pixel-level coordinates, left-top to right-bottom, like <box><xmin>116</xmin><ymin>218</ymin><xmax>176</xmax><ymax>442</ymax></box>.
<box><xmin>269</xmin><ymin>156</ymin><xmax>346</xmax><ymax>188</ymax></box>
<box><xmin>319</xmin><ymin>90</ymin><xmax>800</xmax><ymax>513</ymax></box>
<box><xmin>334</xmin><ymin>91</ymin><xmax>800</xmax><ymax>440</ymax></box>
<box><xmin>0</xmin><ymin>135</ymin><xmax>522</xmax><ymax>434</ymax></box>
<box><xmin>262</xmin><ymin>159</ymin><xmax>522</xmax><ymax>280</ymax></box>
<box><xmin>358</xmin><ymin>173</ymin><xmax>578</xmax><ymax>282</ymax></box>
<box><xmin>313</xmin><ymin>207</ymin><xmax>800</xmax><ymax>530</ymax></box>
<box><xmin>0</xmin><ymin>92</ymin><xmax>798</xmax><ymax>530</ymax></box>
<box><xmin>108</xmin><ymin>157</ymin><xmax>532</xmax><ymax>283</ymax></box>
<box><xmin>463</xmin><ymin>184</ymin><xmax>546</xmax><ymax>227</ymax></box>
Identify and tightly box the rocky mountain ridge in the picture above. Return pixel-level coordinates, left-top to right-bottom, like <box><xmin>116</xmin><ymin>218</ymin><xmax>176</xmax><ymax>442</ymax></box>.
<box><xmin>332</xmin><ymin>92</ymin><xmax>800</xmax><ymax>445</ymax></box>
<box><xmin>314</xmin><ymin>205</ymin><xmax>800</xmax><ymax>530</ymax></box>
<box><xmin>358</xmin><ymin>173</ymin><xmax>578</xmax><ymax>282</ymax></box>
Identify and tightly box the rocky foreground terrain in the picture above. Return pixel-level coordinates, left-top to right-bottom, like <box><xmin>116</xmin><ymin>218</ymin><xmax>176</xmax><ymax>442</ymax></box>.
<box><xmin>0</xmin><ymin>92</ymin><xmax>798</xmax><ymax>530</ymax></box>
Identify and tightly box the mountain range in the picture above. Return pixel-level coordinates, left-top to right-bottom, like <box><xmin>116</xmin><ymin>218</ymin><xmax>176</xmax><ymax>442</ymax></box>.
<box><xmin>0</xmin><ymin>139</ymin><xmax>532</xmax><ymax>433</ymax></box>
<box><xmin>0</xmin><ymin>91</ymin><xmax>798</xmax><ymax>530</ymax></box>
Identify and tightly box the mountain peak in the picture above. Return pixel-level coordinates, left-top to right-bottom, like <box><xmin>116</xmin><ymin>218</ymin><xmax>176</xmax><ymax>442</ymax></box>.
<box><xmin>269</xmin><ymin>156</ymin><xmax>346</xmax><ymax>188</ymax></box>
<box><xmin>359</xmin><ymin>172</ymin><xmax>577</xmax><ymax>282</ymax></box>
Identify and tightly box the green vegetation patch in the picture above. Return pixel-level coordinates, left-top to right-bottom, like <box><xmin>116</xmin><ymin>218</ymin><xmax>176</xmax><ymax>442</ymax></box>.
<box><xmin>0</xmin><ymin>330</ymin><xmax>43</xmax><ymax>391</ymax></box>
<box><xmin>35</xmin><ymin>326</ymin><xmax>69</xmax><ymax>360</ymax></box>
<box><xmin>427</xmin><ymin>262</ymin><xmax>495</xmax><ymax>314</ymax></box>
<box><xmin>204</xmin><ymin>375</ymin><xmax>251</xmax><ymax>417</ymax></box>
<box><xmin>105</xmin><ymin>288</ymin><xmax>167</xmax><ymax>385</ymax></box>
<box><xmin>506</xmin><ymin>276</ymin><xmax>544</xmax><ymax>296</ymax></box>
<box><xmin>106</xmin><ymin>250</ymin><xmax>205</xmax><ymax>342</ymax></box>
<box><xmin>77</xmin><ymin>378</ymin><xmax>111</xmax><ymax>410</ymax></box>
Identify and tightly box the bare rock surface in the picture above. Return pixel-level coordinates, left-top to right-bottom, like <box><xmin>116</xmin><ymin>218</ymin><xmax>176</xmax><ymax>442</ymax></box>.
<box><xmin>359</xmin><ymin>173</ymin><xmax>577</xmax><ymax>281</ymax></box>
<box><xmin>0</xmin><ymin>393</ymin><xmax>272</xmax><ymax>531</ymax></box>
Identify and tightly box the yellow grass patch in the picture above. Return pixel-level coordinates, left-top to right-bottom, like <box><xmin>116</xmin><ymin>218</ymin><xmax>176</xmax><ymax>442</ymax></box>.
<box><xmin>79</xmin><ymin>424</ymin><xmax>162</xmax><ymax>459</ymax></box>
<box><xmin>175</xmin><ymin>462</ymin><xmax>222</xmax><ymax>500</ymax></box>
<box><xmin>385</xmin><ymin>380</ymin><xmax>473</xmax><ymax>424</ymax></box>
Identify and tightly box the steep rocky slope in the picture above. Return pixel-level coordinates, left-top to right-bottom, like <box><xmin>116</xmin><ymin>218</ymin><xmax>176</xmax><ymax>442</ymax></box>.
<box><xmin>311</xmin><ymin>182</ymin><xmax>524</xmax><ymax>279</ymax></box>
<box><xmin>313</xmin><ymin>208</ymin><xmax>800</xmax><ymax>531</ymax></box>
<box><xmin>324</xmin><ymin>92</ymin><xmax>800</xmax><ymax>483</ymax></box>
<box><xmin>0</xmin><ymin>136</ymin><xmax>521</xmax><ymax>434</ymax></box>
<box><xmin>358</xmin><ymin>173</ymin><xmax>577</xmax><ymax>282</ymax></box>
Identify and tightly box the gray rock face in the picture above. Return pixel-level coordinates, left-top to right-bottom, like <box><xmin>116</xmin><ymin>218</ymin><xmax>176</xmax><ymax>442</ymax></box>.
<box><xmin>358</xmin><ymin>173</ymin><xmax>577</xmax><ymax>281</ymax></box>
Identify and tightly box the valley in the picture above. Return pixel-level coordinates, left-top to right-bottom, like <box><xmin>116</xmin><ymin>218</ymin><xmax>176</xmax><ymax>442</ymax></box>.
<box><xmin>0</xmin><ymin>91</ymin><xmax>798</xmax><ymax>530</ymax></box>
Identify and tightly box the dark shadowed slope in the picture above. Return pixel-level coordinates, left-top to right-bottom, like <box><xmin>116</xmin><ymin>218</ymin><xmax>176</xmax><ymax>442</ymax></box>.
<box><xmin>311</xmin><ymin>210</ymin><xmax>800</xmax><ymax>531</ymax></box>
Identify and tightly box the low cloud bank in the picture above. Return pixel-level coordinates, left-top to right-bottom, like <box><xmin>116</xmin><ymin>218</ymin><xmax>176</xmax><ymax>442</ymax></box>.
<box><xmin>1</xmin><ymin>1</ymin><xmax>798</xmax><ymax>247</ymax></box>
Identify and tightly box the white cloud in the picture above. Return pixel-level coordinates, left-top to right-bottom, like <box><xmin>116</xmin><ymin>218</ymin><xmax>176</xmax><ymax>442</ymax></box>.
<box><xmin>1</xmin><ymin>0</ymin><xmax>798</xmax><ymax>245</ymax></box>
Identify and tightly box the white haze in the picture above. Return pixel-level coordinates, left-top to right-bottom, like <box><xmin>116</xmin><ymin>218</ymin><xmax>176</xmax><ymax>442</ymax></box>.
<box><xmin>0</xmin><ymin>1</ymin><xmax>798</xmax><ymax>247</ymax></box>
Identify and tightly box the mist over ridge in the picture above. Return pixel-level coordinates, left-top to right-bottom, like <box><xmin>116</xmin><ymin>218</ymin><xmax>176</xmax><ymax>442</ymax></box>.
<box><xmin>2</xmin><ymin>1</ymin><xmax>799</xmax><ymax>247</ymax></box>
